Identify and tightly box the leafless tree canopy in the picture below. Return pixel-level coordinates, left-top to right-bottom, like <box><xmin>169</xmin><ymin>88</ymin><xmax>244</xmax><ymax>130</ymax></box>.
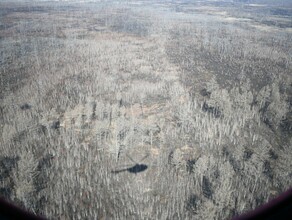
<box><xmin>0</xmin><ymin>0</ymin><xmax>291</xmax><ymax>219</ymax></box>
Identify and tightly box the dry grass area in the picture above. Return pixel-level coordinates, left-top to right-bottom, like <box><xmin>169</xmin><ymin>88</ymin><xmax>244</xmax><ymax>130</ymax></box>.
<box><xmin>0</xmin><ymin>1</ymin><xmax>291</xmax><ymax>219</ymax></box>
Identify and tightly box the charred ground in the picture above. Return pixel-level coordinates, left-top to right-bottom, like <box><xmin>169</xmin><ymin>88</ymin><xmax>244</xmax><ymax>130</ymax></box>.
<box><xmin>0</xmin><ymin>0</ymin><xmax>291</xmax><ymax>219</ymax></box>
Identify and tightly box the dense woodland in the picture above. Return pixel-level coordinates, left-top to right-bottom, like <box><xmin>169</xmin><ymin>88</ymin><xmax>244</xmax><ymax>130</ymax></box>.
<box><xmin>0</xmin><ymin>0</ymin><xmax>291</xmax><ymax>219</ymax></box>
